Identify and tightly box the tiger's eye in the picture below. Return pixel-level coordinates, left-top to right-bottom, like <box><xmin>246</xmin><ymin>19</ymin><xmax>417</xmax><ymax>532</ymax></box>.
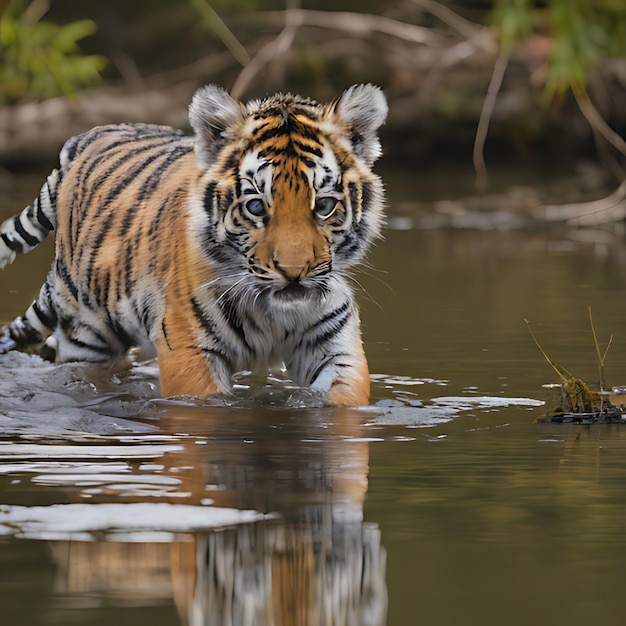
<box><xmin>314</xmin><ymin>197</ymin><xmax>338</xmax><ymax>220</ymax></box>
<box><xmin>245</xmin><ymin>198</ymin><xmax>266</xmax><ymax>217</ymax></box>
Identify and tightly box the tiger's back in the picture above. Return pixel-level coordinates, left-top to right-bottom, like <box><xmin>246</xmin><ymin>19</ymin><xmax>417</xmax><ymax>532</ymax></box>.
<box><xmin>0</xmin><ymin>84</ymin><xmax>388</xmax><ymax>406</ymax></box>
<box><xmin>51</xmin><ymin>124</ymin><xmax>198</xmax><ymax>360</ymax></box>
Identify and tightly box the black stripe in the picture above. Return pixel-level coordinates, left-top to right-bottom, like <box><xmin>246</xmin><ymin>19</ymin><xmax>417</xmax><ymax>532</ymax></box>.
<box><xmin>205</xmin><ymin>237</ymin><xmax>234</xmax><ymax>265</ymax></box>
<box><xmin>118</xmin><ymin>203</ymin><xmax>139</xmax><ymax>237</ymax></box>
<box><xmin>299</xmin><ymin>155</ymin><xmax>316</xmax><ymax>169</ymax></box>
<box><xmin>316</xmin><ymin>317</ymin><xmax>349</xmax><ymax>344</ymax></box>
<box><xmin>91</xmin><ymin>274</ymin><xmax>101</xmax><ymax>308</ymax></box>
<box><xmin>147</xmin><ymin>196</ymin><xmax>171</xmax><ymax>237</ymax></box>
<box><xmin>218</xmin><ymin>295</ymin><xmax>250</xmax><ymax>351</ymax></box>
<box><xmin>191</xmin><ymin>297</ymin><xmax>217</xmax><ymax>334</ymax></box>
<box><xmin>77</xmin><ymin>136</ymin><xmax>142</xmax><ymax>195</ymax></box>
<box><xmin>96</xmin><ymin>272</ymin><xmax>110</xmax><ymax>308</ymax></box>
<box><xmin>138</xmin><ymin>300</ymin><xmax>154</xmax><ymax>334</ymax></box>
<box><xmin>161</xmin><ymin>320</ymin><xmax>172</xmax><ymax>350</ymax></box>
<box><xmin>83</xmin><ymin>213</ymin><xmax>115</xmax><ymax>297</ymax></box>
<box><xmin>66</xmin><ymin>336</ymin><xmax>113</xmax><ymax>355</ymax></box>
<box><xmin>82</xmin><ymin>208</ymin><xmax>122</xmax><ymax>291</ymax></box>
<box><xmin>254</xmin><ymin>124</ymin><xmax>287</xmax><ymax>144</ymax></box>
<box><xmin>72</xmin><ymin>134</ymin><xmax>183</xmax><ymax>251</ymax></box>
<box><xmin>102</xmin><ymin>146</ymin><xmax>174</xmax><ymax>205</ymax></box>
<box><xmin>32</xmin><ymin>301</ymin><xmax>57</xmax><ymax>330</ymax></box>
<box><xmin>9</xmin><ymin>317</ymin><xmax>42</xmax><ymax>345</ymax></box>
<box><xmin>201</xmin><ymin>347</ymin><xmax>234</xmax><ymax>374</ymax></box>
<box><xmin>203</xmin><ymin>182</ymin><xmax>217</xmax><ymax>216</ymax></box>
<box><xmin>104</xmin><ymin>311</ymin><xmax>136</xmax><ymax>350</ymax></box>
<box><xmin>81</xmin><ymin>290</ymin><xmax>97</xmax><ymax>310</ymax></box>
<box><xmin>55</xmin><ymin>259</ymin><xmax>79</xmax><ymax>300</ymax></box>
<box><xmin>75</xmin><ymin>325</ymin><xmax>111</xmax><ymax>351</ymax></box>
<box><xmin>82</xmin><ymin>139</ymin><xmax>177</xmax><ymax>212</ymax></box>
<box><xmin>291</xmin><ymin>119</ymin><xmax>323</xmax><ymax>141</ymax></box>
<box><xmin>36</xmin><ymin>198</ymin><xmax>54</xmax><ymax>231</ymax></box>
<box><xmin>348</xmin><ymin>182</ymin><xmax>359</xmax><ymax>213</ymax></box>
<box><xmin>241</xmin><ymin>308</ymin><xmax>260</xmax><ymax>334</ymax></box>
<box><xmin>62</xmin><ymin>136</ymin><xmax>80</xmax><ymax>163</ymax></box>
<box><xmin>361</xmin><ymin>181</ymin><xmax>372</xmax><ymax>210</ymax></box>
<box><xmin>130</xmin><ymin>297</ymin><xmax>144</xmax><ymax>330</ymax></box>
<box><xmin>133</xmin><ymin>144</ymin><xmax>192</xmax><ymax>208</ymax></box>
<box><xmin>220</xmin><ymin>151</ymin><xmax>240</xmax><ymax>174</ymax></box>
<box><xmin>13</xmin><ymin>217</ymin><xmax>40</xmax><ymax>247</ymax></box>
<box><xmin>313</xmin><ymin>301</ymin><xmax>350</xmax><ymax>332</ymax></box>
<box><xmin>309</xmin><ymin>305</ymin><xmax>351</xmax><ymax>346</ymax></box>
<box><xmin>251</xmin><ymin>119</ymin><xmax>271</xmax><ymax>131</ymax></box>
<box><xmin>214</xmin><ymin>187</ymin><xmax>223</xmax><ymax>212</ymax></box>
<box><xmin>308</xmin><ymin>355</ymin><xmax>335</xmax><ymax>386</ymax></box>
<box><xmin>40</xmin><ymin>282</ymin><xmax>58</xmax><ymax>326</ymax></box>
<box><xmin>47</xmin><ymin>174</ymin><xmax>60</xmax><ymax>207</ymax></box>
<box><xmin>1</xmin><ymin>233</ymin><xmax>21</xmax><ymax>252</ymax></box>
<box><xmin>121</xmin><ymin>238</ymin><xmax>136</xmax><ymax>298</ymax></box>
<box><xmin>122</xmin><ymin>145</ymin><xmax>193</xmax><ymax>222</ymax></box>
<box><xmin>335</xmin><ymin>233</ymin><xmax>359</xmax><ymax>256</ymax></box>
<box><xmin>292</xmin><ymin>139</ymin><xmax>323</xmax><ymax>158</ymax></box>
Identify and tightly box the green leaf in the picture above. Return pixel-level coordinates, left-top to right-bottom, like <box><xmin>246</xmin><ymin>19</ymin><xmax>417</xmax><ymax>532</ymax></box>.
<box><xmin>0</xmin><ymin>1</ymin><xmax>105</xmax><ymax>104</ymax></box>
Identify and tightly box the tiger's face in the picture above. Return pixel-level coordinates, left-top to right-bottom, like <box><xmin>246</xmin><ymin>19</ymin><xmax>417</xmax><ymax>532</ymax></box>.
<box><xmin>189</xmin><ymin>85</ymin><xmax>387</xmax><ymax>302</ymax></box>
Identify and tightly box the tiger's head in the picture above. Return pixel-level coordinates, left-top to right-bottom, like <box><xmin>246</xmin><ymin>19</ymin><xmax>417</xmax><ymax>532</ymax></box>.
<box><xmin>188</xmin><ymin>84</ymin><xmax>387</xmax><ymax>301</ymax></box>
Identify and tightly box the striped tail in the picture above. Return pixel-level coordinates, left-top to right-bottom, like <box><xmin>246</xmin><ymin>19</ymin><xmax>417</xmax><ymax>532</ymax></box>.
<box><xmin>0</xmin><ymin>168</ymin><xmax>60</xmax><ymax>269</ymax></box>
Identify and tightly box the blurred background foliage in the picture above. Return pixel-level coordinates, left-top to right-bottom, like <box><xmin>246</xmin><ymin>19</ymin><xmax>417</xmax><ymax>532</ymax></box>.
<box><xmin>490</xmin><ymin>0</ymin><xmax>626</xmax><ymax>98</ymax></box>
<box><xmin>0</xmin><ymin>0</ymin><xmax>106</xmax><ymax>103</ymax></box>
<box><xmin>0</xmin><ymin>0</ymin><xmax>624</xmax><ymax>163</ymax></box>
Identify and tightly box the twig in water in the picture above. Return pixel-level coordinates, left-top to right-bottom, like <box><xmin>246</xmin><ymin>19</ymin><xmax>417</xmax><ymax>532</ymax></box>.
<box><xmin>589</xmin><ymin>305</ymin><xmax>612</xmax><ymax>394</ymax></box>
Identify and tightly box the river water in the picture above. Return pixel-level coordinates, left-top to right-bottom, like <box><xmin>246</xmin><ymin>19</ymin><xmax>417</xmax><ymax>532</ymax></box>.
<box><xmin>2</xmin><ymin>165</ymin><xmax>626</xmax><ymax>625</ymax></box>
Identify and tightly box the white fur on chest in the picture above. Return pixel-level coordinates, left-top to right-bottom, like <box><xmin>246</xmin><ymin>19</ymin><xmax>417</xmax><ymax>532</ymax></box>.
<box><xmin>194</xmin><ymin>275</ymin><xmax>353</xmax><ymax>371</ymax></box>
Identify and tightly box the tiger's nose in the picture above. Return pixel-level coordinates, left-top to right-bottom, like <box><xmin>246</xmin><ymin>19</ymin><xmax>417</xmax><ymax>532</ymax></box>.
<box><xmin>267</xmin><ymin>223</ymin><xmax>331</xmax><ymax>281</ymax></box>
<box><xmin>272</xmin><ymin>255</ymin><xmax>310</xmax><ymax>282</ymax></box>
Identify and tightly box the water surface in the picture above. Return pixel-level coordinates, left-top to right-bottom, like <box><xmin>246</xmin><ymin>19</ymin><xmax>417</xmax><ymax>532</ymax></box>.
<box><xmin>2</xmin><ymin>168</ymin><xmax>626</xmax><ymax>625</ymax></box>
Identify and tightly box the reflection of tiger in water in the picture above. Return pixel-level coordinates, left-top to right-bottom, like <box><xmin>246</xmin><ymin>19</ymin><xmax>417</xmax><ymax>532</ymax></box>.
<box><xmin>0</xmin><ymin>84</ymin><xmax>387</xmax><ymax>406</ymax></box>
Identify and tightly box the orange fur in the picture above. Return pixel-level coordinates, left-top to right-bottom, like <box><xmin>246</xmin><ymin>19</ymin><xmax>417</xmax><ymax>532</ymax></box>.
<box><xmin>252</xmin><ymin>159</ymin><xmax>331</xmax><ymax>279</ymax></box>
<box><xmin>155</xmin><ymin>206</ymin><xmax>220</xmax><ymax>398</ymax></box>
<box><xmin>1</xmin><ymin>85</ymin><xmax>388</xmax><ymax>407</ymax></box>
<box><xmin>327</xmin><ymin>343</ymin><xmax>371</xmax><ymax>407</ymax></box>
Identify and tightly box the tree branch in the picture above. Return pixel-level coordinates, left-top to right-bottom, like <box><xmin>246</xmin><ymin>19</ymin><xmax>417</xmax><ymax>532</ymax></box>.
<box><xmin>473</xmin><ymin>50</ymin><xmax>509</xmax><ymax>191</ymax></box>
<box><xmin>540</xmin><ymin>181</ymin><xmax>626</xmax><ymax>226</ymax></box>
<box><xmin>231</xmin><ymin>0</ymin><xmax>300</xmax><ymax>100</ymax></box>
<box><xmin>251</xmin><ymin>9</ymin><xmax>444</xmax><ymax>46</ymax></box>
<box><xmin>572</xmin><ymin>83</ymin><xmax>626</xmax><ymax>158</ymax></box>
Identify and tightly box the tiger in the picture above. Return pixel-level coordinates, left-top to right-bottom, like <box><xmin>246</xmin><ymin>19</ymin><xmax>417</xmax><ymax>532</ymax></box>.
<box><xmin>0</xmin><ymin>84</ymin><xmax>387</xmax><ymax>406</ymax></box>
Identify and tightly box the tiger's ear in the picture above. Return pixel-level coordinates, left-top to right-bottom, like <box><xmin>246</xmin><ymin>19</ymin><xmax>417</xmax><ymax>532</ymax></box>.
<box><xmin>333</xmin><ymin>84</ymin><xmax>388</xmax><ymax>165</ymax></box>
<box><xmin>189</xmin><ymin>85</ymin><xmax>245</xmax><ymax>169</ymax></box>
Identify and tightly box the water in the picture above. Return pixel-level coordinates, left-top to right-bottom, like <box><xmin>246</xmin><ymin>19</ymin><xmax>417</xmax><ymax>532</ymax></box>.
<box><xmin>2</xmin><ymin>167</ymin><xmax>626</xmax><ymax>625</ymax></box>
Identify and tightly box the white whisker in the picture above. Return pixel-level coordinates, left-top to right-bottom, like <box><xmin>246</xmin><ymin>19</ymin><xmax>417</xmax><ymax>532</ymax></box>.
<box><xmin>200</xmin><ymin>271</ymin><xmax>246</xmax><ymax>290</ymax></box>
<box><xmin>344</xmin><ymin>274</ymin><xmax>383</xmax><ymax>310</ymax></box>
<box><xmin>215</xmin><ymin>275</ymin><xmax>248</xmax><ymax>305</ymax></box>
<box><xmin>353</xmin><ymin>263</ymin><xmax>394</xmax><ymax>293</ymax></box>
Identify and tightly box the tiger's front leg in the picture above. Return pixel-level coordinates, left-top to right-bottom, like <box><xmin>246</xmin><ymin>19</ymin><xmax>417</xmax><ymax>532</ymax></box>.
<box><xmin>324</xmin><ymin>346</ymin><xmax>370</xmax><ymax>407</ymax></box>
<box><xmin>155</xmin><ymin>338</ymin><xmax>222</xmax><ymax>398</ymax></box>
<box><xmin>287</xmin><ymin>314</ymin><xmax>371</xmax><ymax>407</ymax></box>
<box><xmin>154</xmin><ymin>308</ymin><xmax>230</xmax><ymax>399</ymax></box>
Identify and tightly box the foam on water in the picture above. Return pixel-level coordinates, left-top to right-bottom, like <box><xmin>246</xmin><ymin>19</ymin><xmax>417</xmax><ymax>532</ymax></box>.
<box><xmin>0</xmin><ymin>352</ymin><xmax>544</xmax><ymax>434</ymax></box>
<box><xmin>0</xmin><ymin>502</ymin><xmax>270</xmax><ymax>541</ymax></box>
<box><xmin>0</xmin><ymin>351</ymin><xmax>159</xmax><ymax>434</ymax></box>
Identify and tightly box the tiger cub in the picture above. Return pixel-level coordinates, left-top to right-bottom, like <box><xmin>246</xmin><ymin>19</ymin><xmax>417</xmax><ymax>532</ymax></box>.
<box><xmin>0</xmin><ymin>84</ymin><xmax>387</xmax><ymax>406</ymax></box>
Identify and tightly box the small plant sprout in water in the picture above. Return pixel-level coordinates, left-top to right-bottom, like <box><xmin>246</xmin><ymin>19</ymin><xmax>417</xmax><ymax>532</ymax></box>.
<box><xmin>525</xmin><ymin>310</ymin><xmax>625</xmax><ymax>423</ymax></box>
